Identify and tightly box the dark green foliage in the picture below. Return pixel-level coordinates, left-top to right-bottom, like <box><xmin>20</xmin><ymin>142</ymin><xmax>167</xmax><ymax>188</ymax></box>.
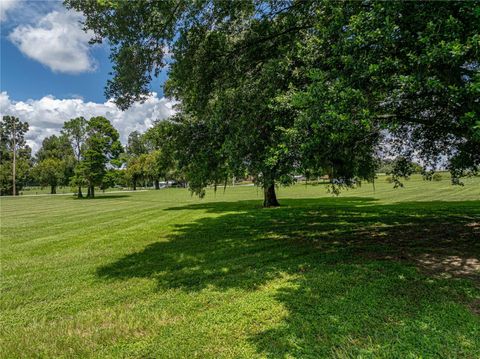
<box><xmin>126</xmin><ymin>130</ymin><xmax>147</xmax><ymax>156</ymax></box>
<box><xmin>100</xmin><ymin>169</ymin><xmax>122</xmax><ymax>191</ymax></box>
<box><xmin>125</xmin><ymin>124</ymin><xmax>178</xmax><ymax>190</ymax></box>
<box><xmin>33</xmin><ymin>135</ymin><xmax>75</xmax><ymax>193</ymax></box>
<box><xmin>80</xmin><ymin>116</ymin><xmax>123</xmax><ymax>197</ymax></box>
<box><xmin>144</xmin><ymin>121</ymin><xmax>183</xmax><ymax>183</ymax></box>
<box><xmin>36</xmin><ymin>135</ymin><xmax>73</xmax><ymax>163</ymax></box>
<box><xmin>322</xmin><ymin>1</ymin><xmax>480</xmax><ymax>179</ymax></box>
<box><xmin>31</xmin><ymin>158</ymin><xmax>64</xmax><ymax>194</ymax></box>
<box><xmin>62</xmin><ymin>117</ymin><xmax>87</xmax><ymax>163</ymax></box>
<box><xmin>62</xmin><ymin>116</ymin><xmax>122</xmax><ymax>197</ymax></box>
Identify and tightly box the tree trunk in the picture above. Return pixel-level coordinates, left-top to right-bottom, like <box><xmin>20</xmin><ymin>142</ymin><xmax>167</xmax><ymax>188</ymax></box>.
<box><xmin>51</xmin><ymin>185</ymin><xmax>56</xmax><ymax>194</ymax></box>
<box><xmin>154</xmin><ymin>179</ymin><xmax>160</xmax><ymax>190</ymax></box>
<box><xmin>12</xmin><ymin>120</ymin><xmax>16</xmax><ymax>196</ymax></box>
<box><xmin>87</xmin><ymin>185</ymin><xmax>95</xmax><ymax>198</ymax></box>
<box><xmin>263</xmin><ymin>182</ymin><xmax>279</xmax><ymax>207</ymax></box>
<box><xmin>133</xmin><ymin>180</ymin><xmax>137</xmax><ymax>191</ymax></box>
<box><xmin>77</xmin><ymin>186</ymin><xmax>83</xmax><ymax>198</ymax></box>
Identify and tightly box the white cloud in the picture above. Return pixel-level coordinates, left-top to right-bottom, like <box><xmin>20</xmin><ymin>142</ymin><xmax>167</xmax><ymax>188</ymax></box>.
<box><xmin>0</xmin><ymin>92</ymin><xmax>176</xmax><ymax>153</ymax></box>
<box><xmin>8</xmin><ymin>10</ymin><xmax>96</xmax><ymax>73</ymax></box>
<box><xmin>0</xmin><ymin>0</ymin><xmax>20</xmax><ymax>22</ymax></box>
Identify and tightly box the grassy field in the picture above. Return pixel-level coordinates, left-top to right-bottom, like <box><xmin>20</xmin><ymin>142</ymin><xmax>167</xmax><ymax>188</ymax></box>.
<box><xmin>1</xmin><ymin>175</ymin><xmax>479</xmax><ymax>358</ymax></box>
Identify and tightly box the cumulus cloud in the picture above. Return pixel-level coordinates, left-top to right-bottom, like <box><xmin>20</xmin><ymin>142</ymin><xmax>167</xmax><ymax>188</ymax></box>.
<box><xmin>0</xmin><ymin>0</ymin><xmax>20</xmax><ymax>22</ymax></box>
<box><xmin>9</xmin><ymin>10</ymin><xmax>96</xmax><ymax>73</ymax></box>
<box><xmin>0</xmin><ymin>92</ymin><xmax>176</xmax><ymax>153</ymax></box>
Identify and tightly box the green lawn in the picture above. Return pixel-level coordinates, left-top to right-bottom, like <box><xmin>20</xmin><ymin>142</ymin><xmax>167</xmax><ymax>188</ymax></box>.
<box><xmin>1</xmin><ymin>175</ymin><xmax>479</xmax><ymax>358</ymax></box>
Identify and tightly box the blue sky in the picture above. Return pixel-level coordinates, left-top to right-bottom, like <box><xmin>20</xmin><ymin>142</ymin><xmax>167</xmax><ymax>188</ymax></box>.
<box><xmin>1</xmin><ymin>38</ymin><xmax>115</xmax><ymax>102</ymax></box>
<box><xmin>0</xmin><ymin>0</ymin><xmax>168</xmax><ymax>102</ymax></box>
<box><xmin>0</xmin><ymin>0</ymin><xmax>173</xmax><ymax>152</ymax></box>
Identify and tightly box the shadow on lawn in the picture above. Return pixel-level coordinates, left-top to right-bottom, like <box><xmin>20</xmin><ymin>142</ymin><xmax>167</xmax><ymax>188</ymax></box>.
<box><xmin>74</xmin><ymin>194</ymin><xmax>132</xmax><ymax>200</ymax></box>
<box><xmin>97</xmin><ymin>197</ymin><xmax>480</xmax><ymax>356</ymax></box>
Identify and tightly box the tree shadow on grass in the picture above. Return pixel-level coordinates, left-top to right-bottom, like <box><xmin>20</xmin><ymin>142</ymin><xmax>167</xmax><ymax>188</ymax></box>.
<box><xmin>96</xmin><ymin>197</ymin><xmax>480</xmax><ymax>356</ymax></box>
<box><xmin>74</xmin><ymin>194</ymin><xmax>132</xmax><ymax>200</ymax></box>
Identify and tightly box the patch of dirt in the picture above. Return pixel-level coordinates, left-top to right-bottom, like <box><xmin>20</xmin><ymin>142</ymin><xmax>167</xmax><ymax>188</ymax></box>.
<box><xmin>466</xmin><ymin>222</ymin><xmax>480</xmax><ymax>232</ymax></box>
<box><xmin>414</xmin><ymin>254</ymin><xmax>480</xmax><ymax>281</ymax></box>
<box><xmin>468</xmin><ymin>298</ymin><xmax>480</xmax><ymax>315</ymax></box>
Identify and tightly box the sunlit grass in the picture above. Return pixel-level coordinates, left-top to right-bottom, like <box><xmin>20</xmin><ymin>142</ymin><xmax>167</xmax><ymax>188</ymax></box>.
<box><xmin>1</xmin><ymin>175</ymin><xmax>479</xmax><ymax>358</ymax></box>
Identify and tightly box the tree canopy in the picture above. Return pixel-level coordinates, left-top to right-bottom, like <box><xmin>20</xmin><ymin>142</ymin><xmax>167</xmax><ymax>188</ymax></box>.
<box><xmin>62</xmin><ymin>117</ymin><xmax>88</xmax><ymax>197</ymax></box>
<box><xmin>64</xmin><ymin>1</ymin><xmax>480</xmax><ymax>205</ymax></box>
<box><xmin>33</xmin><ymin>135</ymin><xmax>75</xmax><ymax>194</ymax></box>
<box><xmin>79</xmin><ymin>116</ymin><xmax>123</xmax><ymax>198</ymax></box>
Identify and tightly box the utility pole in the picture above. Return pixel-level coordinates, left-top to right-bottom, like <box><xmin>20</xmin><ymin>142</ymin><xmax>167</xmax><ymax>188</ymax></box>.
<box><xmin>12</xmin><ymin>119</ymin><xmax>16</xmax><ymax>196</ymax></box>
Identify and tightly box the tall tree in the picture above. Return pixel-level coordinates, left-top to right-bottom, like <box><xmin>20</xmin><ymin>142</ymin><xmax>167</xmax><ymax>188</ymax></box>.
<box><xmin>126</xmin><ymin>130</ymin><xmax>148</xmax><ymax>156</ymax></box>
<box><xmin>66</xmin><ymin>0</ymin><xmax>312</xmax><ymax>206</ymax></box>
<box><xmin>62</xmin><ymin>117</ymin><xmax>88</xmax><ymax>198</ymax></box>
<box><xmin>124</xmin><ymin>130</ymin><xmax>148</xmax><ymax>189</ymax></box>
<box><xmin>144</xmin><ymin>121</ymin><xmax>177</xmax><ymax>189</ymax></box>
<box><xmin>81</xmin><ymin>116</ymin><xmax>123</xmax><ymax>198</ymax></box>
<box><xmin>0</xmin><ymin>116</ymin><xmax>31</xmax><ymax>196</ymax></box>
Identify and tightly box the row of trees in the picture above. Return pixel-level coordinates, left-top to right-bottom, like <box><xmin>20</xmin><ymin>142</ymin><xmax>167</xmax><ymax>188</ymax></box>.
<box><xmin>0</xmin><ymin>112</ymin><xmax>430</xmax><ymax>199</ymax></box>
<box><xmin>0</xmin><ymin>115</ymin><xmax>123</xmax><ymax>198</ymax></box>
<box><xmin>65</xmin><ymin>0</ymin><xmax>479</xmax><ymax>206</ymax></box>
<box><xmin>123</xmin><ymin>127</ymin><xmax>181</xmax><ymax>190</ymax></box>
<box><xmin>0</xmin><ymin>115</ymin><xmax>186</xmax><ymax>197</ymax></box>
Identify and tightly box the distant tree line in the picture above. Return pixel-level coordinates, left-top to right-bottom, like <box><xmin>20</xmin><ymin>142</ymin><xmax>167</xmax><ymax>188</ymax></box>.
<box><xmin>122</xmin><ymin>124</ymin><xmax>184</xmax><ymax>191</ymax></box>
<box><xmin>0</xmin><ymin>115</ymin><xmax>186</xmax><ymax>197</ymax></box>
<box><xmin>0</xmin><ymin>115</ymin><xmax>123</xmax><ymax>198</ymax></box>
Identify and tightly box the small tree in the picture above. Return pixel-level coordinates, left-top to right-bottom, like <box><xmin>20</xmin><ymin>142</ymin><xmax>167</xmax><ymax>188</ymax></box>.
<box><xmin>125</xmin><ymin>154</ymin><xmax>145</xmax><ymax>190</ymax></box>
<box><xmin>143</xmin><ymin>150</ymin><xmax>174</xmax><ymax>189</ymax></box>
<box><xmin>100</xmin><ymin>169</ymin><xmax>121</xmax><ymax>191</ymax></box>
<box><xmin>35</xmin><ymin>134</ymin><xmax>75</xmax><ymax>192</ymax></box>
<box><xmin>32</xmin><ymin>158</ymin><xmax>65</xmax><ymax>194</ymax></box>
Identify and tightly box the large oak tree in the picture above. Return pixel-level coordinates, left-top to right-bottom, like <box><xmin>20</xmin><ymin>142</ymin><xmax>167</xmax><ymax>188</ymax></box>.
<box><xmin>66</xmin><ymin>0</ymin><xmax>479</xmax><ymax>205</ymax></box>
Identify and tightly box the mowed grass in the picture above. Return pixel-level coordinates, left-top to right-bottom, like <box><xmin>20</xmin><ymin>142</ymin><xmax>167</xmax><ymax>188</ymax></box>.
<box><xmin>1</xmin><ymin>175</ymin><xmax>479</xmax><ymax>358</ymax></box>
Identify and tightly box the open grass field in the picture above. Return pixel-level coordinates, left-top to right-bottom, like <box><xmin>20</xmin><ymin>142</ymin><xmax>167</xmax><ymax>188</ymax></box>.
<box><xmin>1</xmin><ymin>175</ymin><xmax>479</xmax><ymax>358</ymax></box>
